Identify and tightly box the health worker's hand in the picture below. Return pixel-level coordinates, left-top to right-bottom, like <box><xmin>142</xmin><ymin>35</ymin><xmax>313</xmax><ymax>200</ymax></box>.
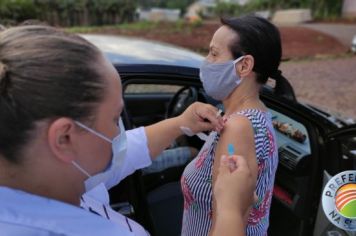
<box><xmin>178</xmin><ymin>102</ymin><xmax>224</xmax><ymax>134</ymax></box>
<box><xmin>214</xmin><ymin>155</ymin><xmax>255</xmax><ymax>218</ymax></box>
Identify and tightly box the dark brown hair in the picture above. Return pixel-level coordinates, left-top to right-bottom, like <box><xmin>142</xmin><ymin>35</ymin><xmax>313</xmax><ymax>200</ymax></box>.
<box><xmin>221</xmin><ymin>15</ymin><xmax>282</xmax><ymax>84</ymax></box>
<box><xmin>0</xmin><ymin>25</ymin><xmax>106</xmax><ymax>163</ymax></box>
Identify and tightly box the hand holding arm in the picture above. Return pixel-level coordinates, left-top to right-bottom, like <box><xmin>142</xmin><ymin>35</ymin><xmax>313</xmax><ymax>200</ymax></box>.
<box><xmin>145</xmin><ymin>102</ymin><xmax>224</xmax><ymax>158</ymax></box>
<box><xmin>210</xmin><ymin>155</ymin><xmax>255</xmax><ymax>236</ymax></box>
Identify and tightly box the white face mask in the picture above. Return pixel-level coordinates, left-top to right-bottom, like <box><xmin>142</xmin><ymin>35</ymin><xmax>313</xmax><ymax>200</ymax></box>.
<box><xmin>199</xmin><ymin>56</ymin><xmax>244</xmax><ymax>101</ymax></box>
<box><xmin>72</xmin><ymin>118</ymin><xmax>127</xmax><ymax>191</ymax></box>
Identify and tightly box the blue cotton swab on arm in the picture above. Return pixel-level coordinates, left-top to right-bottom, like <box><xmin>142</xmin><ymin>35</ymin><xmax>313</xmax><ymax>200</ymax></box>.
<box><xmin>228</xmin><ymin>143</ymin><xmax>234</xmax><ymax>156</ymax></box>
<box><xmin>227</xmin><ymin>143</ymin><xmax>237</xmax><ymax>172</ymax></box>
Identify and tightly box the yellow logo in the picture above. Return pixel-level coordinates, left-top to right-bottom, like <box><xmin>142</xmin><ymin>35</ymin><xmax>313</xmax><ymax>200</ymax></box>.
<box><xmin>322</xmin><ymin>171</ymin><xmax>356</xmax><ymax>231</ymax></box>
<box><xmin>335</xmin><ymin>183</ymin><xmax>356</xmax><ymax>219</ymax></box>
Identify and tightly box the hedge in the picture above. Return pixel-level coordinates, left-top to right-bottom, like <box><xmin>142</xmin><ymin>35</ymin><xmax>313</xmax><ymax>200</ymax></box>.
<box><xmin>0</xmin><ymin>0</ymin><xmax>137</xmax><ymax>26</ymax></box>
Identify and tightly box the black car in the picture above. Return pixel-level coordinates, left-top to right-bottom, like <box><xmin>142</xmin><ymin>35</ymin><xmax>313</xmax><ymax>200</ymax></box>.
<box><xmin>82</xmin><ymin>34</ymin><xmax>356</xmax><ymax>236</ymax></box>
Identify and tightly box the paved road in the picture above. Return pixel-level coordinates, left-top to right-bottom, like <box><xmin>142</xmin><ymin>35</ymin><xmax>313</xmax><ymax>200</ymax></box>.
<box><xmin>280</xmin><ymin>55</ymin><xmax>356</xmax><ymax>120</ymax></box>
<box><xmin>278</xmin><ymin>23</ymin><xmax>356</xmax><ymax>120</ymax></box>
<box><xmin>302</xmin><ymin>23</ymin><xmax>356</xmax><ymax>47</ymax></box>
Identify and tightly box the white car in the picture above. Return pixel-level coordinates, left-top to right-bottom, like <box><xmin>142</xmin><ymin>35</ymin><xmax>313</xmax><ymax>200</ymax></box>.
<box><xmin>352</xmin><ymin>34</ymin><xmax>356</xmax><ymax>53</ymax></box>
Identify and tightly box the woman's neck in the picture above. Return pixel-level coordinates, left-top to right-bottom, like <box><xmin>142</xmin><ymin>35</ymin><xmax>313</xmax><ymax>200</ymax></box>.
<box><xmin>223</xmin><ymin>81</ymin><xmax>264</xmax><ymax>116</ymax></box>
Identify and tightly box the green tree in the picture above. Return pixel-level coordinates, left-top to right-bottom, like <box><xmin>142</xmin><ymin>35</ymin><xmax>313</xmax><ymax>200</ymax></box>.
<box><xmin>137</xmin><ymin>0</ymin><xmax>195</xmax><ymax>15</ymax></box>
<box><xmin>311</xmin><ymin>0</ymin><xmax>342</xmax><ymax>19</ymax></box>
<box><xmin>0</xmin><ymin>0</ymin><xmax>38</xmax><ymax>24</ymax></box>
<box><xmin>214</xmin><ymin>0</ymin><xmax>342</xmax><ymax>19</ymax></box>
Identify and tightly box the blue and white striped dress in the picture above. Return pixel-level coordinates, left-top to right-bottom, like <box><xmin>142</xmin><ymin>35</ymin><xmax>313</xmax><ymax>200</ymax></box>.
<box><xmin>181</xmin><ymin>109</ymin><xmax>278</xmax><ymax>236</ymax></box>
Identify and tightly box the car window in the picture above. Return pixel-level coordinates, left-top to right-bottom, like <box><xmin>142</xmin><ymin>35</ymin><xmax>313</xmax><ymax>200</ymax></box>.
<box><xmin>125</xmin><ymin>84</ymin><xmax>182</xmax><ymax>94</ymax></box>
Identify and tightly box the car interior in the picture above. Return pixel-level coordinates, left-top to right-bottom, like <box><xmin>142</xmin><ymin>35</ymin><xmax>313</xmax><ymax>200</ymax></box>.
<box><xmin>107</xmin><ymin>71</ymin><xmax>354</xmax><ymax>236</ymax></box>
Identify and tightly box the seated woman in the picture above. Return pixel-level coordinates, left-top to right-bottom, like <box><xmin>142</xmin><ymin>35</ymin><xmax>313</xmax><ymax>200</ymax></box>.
<box><xmin>181</xmin><ymin>15</ymin><xmax>282</xmax><ymax>236</ymax></box>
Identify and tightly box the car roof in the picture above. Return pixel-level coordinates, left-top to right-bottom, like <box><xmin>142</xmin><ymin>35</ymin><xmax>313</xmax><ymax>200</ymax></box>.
<box><xmin>83</xmin><ymin>34</ymin><xmax>334</xmax><ymax>123</ymax></box>
<box><xmin>80</xmin><ymin>34</ymin><xmax>204</xmax><ymax>68</ymax></box>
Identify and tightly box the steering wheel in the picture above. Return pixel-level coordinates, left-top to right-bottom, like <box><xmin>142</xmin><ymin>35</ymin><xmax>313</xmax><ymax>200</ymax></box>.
<box><xmin>166</xmin><ymin>86</ymin><xmax>198</xmax><ymax>118</ymax></box>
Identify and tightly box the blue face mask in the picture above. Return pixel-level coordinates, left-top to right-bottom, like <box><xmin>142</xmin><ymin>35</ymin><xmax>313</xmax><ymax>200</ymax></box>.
<box><xmin>72</xmin><ymin>118</ymin><xmax>127</xmax><ymax>191</ymax></box>
<box><xmin>199</xmin><ymin>56</ymin><xmax>244</xmax><ymax>101</ymax></box>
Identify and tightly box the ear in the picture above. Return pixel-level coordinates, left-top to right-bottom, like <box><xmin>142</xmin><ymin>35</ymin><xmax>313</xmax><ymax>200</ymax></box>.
<box><xmin>236</xmin><ymin>55</ymin><xmax>254</xmax><ymax>78</ymax></box>
<box><xmin>47</xmin><ymin>118</ymin><xmax>79</xmax><ymax>164</ymax></box>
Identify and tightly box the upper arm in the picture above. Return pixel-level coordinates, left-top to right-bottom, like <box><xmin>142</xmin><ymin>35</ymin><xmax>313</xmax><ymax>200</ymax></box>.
<box><xmin>213</xmin><ymin>115</ymin><xmax>258</xmax><ymax>183</ymax></box>
<box><xmin>210</xmin><ymin>115</ymin><xmax>257</xmax><ymax>233</ymax></box>
<box><xmin>212</xmin><ymin>116</ymin><xmax>258</xmax><ymax>234</ymax></box>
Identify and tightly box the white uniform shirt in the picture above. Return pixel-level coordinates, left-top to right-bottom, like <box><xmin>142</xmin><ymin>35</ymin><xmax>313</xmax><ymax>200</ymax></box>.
<box><xmin>0</xmin><ymin>127</ymin><xmax>152</xmax><ymax>236</ymax></box>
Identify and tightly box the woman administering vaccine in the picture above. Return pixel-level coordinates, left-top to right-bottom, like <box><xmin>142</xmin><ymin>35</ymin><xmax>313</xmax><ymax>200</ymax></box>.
<box><xmin>0</xmin><ymin>25</ymin><xmax>255</xmax><ymax>236</ymax></box>
<box><xmin>181</xmin><ymin>15</ymin><xmax>282</xmax><ymax>236</ymax></box>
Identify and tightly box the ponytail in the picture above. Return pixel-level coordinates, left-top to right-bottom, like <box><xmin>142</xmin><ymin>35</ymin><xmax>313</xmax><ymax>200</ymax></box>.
<box><xmin>270</xmin><ymin>69</ymin><xmax>296</xmax><ymax>101</ymax></box>
<box><xmin>270</xmin><ymin>69</ymin><xmax>282</xmax><ymax>81</ymax></box>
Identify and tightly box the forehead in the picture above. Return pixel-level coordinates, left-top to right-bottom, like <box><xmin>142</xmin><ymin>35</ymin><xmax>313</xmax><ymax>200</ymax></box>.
<box><xmin>210</xmin><ymin>25</ymin><xmax>238</xmax><ymax>49</ymax></box>
<box><xmin>98</xmin><ymin>55</ymin><xmax>121</xmax><ymax>87</ymax></box>
<box><xmin>97</xmin><ymin>55</ymin><xmax>123</xmax><ymax>108</ymax></box>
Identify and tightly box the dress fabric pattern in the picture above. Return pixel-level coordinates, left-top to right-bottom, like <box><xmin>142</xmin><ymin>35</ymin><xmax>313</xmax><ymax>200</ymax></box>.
<box><xmin>181</xmin><ymin>109</ymin><xmax>279</xmax><ymax>236</ymax></box>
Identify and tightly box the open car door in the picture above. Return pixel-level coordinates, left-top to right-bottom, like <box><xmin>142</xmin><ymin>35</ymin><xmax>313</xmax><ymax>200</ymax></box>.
<box><xmin>109</xmin><ymin>63</ymin><xmax>355</xmax><ymax>236</ymax></box>
<box><xmin>117</xmin><ymin>65</ymin><xmax>204</xmax><ymax>236</ymax></box>
<box><xmin>262</xmin><ymin>77</ymin><xmax>353</xmax><ymax>236</ymax></box>
<box><xmin>313</xmin><ymin>125</ymin><xmax>356</xmax><ymax>236</ymax></box>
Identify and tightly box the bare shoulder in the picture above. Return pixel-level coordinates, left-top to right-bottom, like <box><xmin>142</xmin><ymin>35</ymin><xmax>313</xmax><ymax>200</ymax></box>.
<box><xmin>222</xmin><ymin>115</ymin><xmax>253</xmax><ymax>137</ymax></box>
